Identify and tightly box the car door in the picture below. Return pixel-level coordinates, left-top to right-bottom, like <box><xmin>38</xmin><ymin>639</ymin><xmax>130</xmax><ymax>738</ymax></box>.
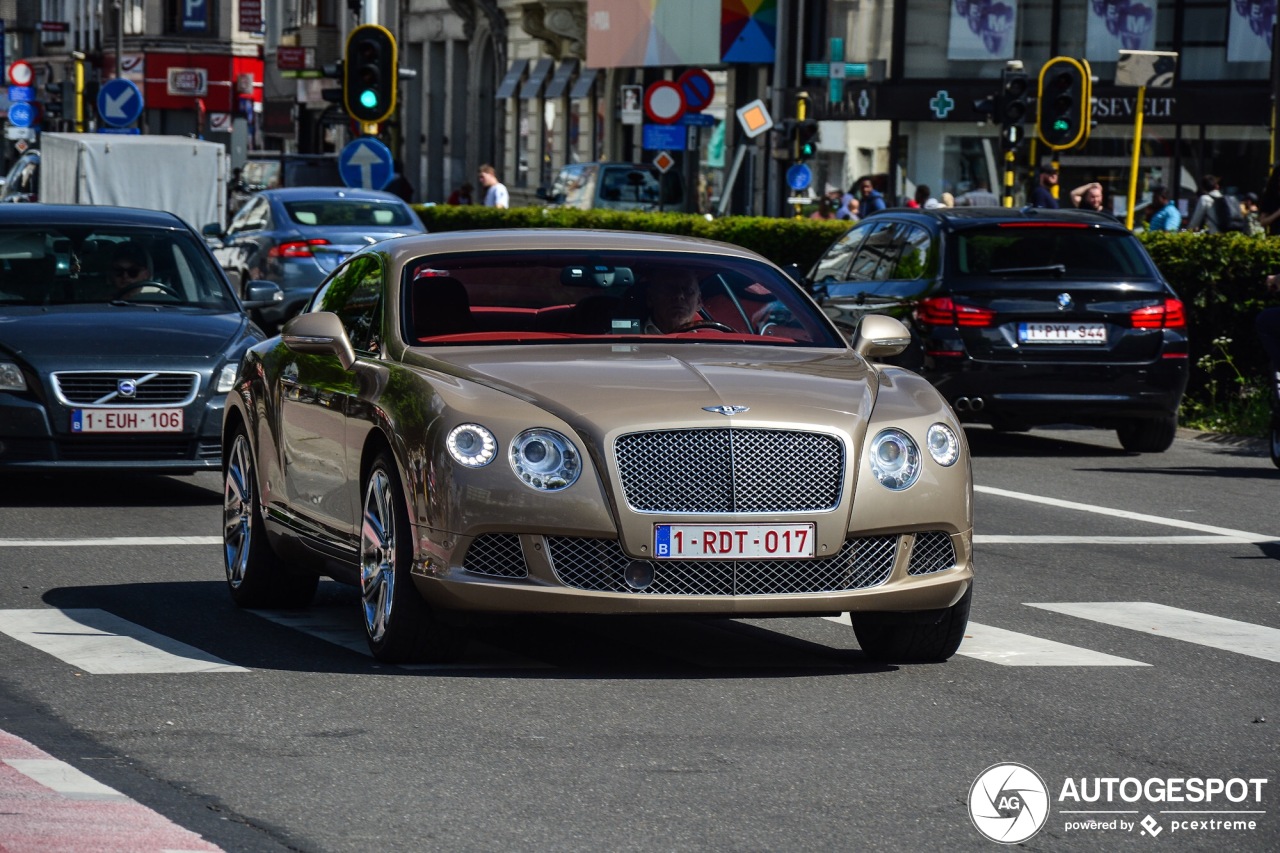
<box><xmin>219</xmin><ymin>195</ymin><xmax>274</xmax><ymax>291</ymax></box>
<box><xmin>810</xmin><ymin>218</ymin><xmax>903</xmax><ymax>333</ymax></box>
<box><xmin>278</xmin><ymin>254</ymin><xmax>383</xmax><ymax>541</ymax></box>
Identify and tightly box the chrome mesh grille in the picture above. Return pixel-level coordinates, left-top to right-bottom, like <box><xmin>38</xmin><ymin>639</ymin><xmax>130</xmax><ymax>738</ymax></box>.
<box><xmin>53</xmin><ymin>371</ymin><xmax>200</xmax><ymax>406</ymax></box>
<box><xmin>906</xmin><ymin>531</ymin><xmax>957</xmax><ymax>575</ymax></box>
<box><xmin>462</xmin><ymin>534</ymin><xmax>529</xmax><ymax>578</ymax></box>
<box><xmin>615</xmin><ymin>429</ymin><xmax>843</xmax><ymax>513</ymax></box>
<box><xmin>546</xmin><ymin>535</ymin><xmax>895</xmax><ymax>595</ymax></box>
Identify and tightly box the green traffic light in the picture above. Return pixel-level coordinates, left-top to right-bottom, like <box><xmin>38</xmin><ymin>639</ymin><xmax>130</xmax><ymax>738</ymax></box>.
<box><xmin>360</xmin><ymin>89</ymin><xmax>379</xmax><ymax>109</ymax></box>
<box><xmin>1053</xmin><ymin>118</ymin><xmax>1071</xmax><ymax>132</ymax></box>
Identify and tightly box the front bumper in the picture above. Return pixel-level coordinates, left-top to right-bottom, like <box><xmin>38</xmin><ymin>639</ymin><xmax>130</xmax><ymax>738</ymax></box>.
<box><xmin>410</xmin><ymin>529</ymin><xmax>973</xmax><ymax>616</ymax></box>
<box><xmin>0</xmin><ymin>392</ymin><xmax>225</xmax><ymax>472</ymax></box>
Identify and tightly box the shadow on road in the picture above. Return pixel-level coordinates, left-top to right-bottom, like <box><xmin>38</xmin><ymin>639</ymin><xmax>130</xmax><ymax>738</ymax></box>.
<box><xmin>0</xmin><ymin>472</ymin><xmax>219</xmax><ymax>509</ymax></box>
<box><xmin>41</xmin><ymin>580</ymin><xmax>897</xmax><ymax>679</ymax></box>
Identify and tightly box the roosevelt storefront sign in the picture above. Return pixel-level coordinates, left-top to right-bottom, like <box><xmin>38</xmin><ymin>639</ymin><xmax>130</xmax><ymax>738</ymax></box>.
<box><xmin>167</xmin><ymin>67</ymin><xmax>208</xmax><ymax>98</ymax></box>
<box><xmin>840</xmin><ymin>82</ymin><xmax>1269</xmax><ymax>126</ymax></box>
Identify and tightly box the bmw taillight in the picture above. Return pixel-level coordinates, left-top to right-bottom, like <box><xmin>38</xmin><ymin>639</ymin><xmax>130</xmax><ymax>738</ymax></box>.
<box><xmin>269</xmin><ymin>239</ymin><xmax>330</xmax><ymax>258</ymax></box>
<box><xmin>917</xmin><ymin>295</ymin><xmax>996</xmax><ymax>327</ymax></box>
<box><xmin>1130</xmin><ymin>298</ymin><xmax>1186</xmax><ymax>329</ymax></box>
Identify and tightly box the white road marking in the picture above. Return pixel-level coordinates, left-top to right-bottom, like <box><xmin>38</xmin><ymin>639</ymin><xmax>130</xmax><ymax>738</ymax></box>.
<box><xmin>0</xmin><ymin>609</ymin><xmax>248</xmax><ymax>674</ymax></box>
<box><xmin>3</xmin><ymin>759</ymin><xmax>130</xmax><ymax>802</ymax></box>
<box><xmin>1028</xmin><ymin>602</ymin><xmax>1280</xmax><ymax>663</ymax></box>
<box><xmin>0</xmin><ymin>535</ymin><xmax>222</xmax><ymax>547</ymax></box>
<box><xmin>823</xmin><ymin>615</ymin><xmax>1148</xmax><ymax>666</ymax></box>
<box><xmin>975</xmin><ymin>485</ymin><xmax>1279</xmax><ymax>542</ymax></box>
<box><xmin>253</xmin><ymin>609</ymin><xmax>551</xmax><ymax>670</ymax></box>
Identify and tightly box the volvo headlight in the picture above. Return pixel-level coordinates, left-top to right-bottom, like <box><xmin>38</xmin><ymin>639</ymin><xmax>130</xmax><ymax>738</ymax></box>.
<box><xmin>447</xmin><ymin>423</ymin><xmax>497</xmax><ymax>467</ymax></box>
<box><xmin>215</xmin><ymin>364</ymin><xmax>239</xmax><ymax>394</ymax></box>
<box><xmin>510</xmin><ymin>428</ymin><xmax>581</xmax><ymax>491</ymax></box>
<box><xmin>926</xmin><ymin>423</ymin><xmax>960</xmax><ymax>466</ymax></box>
<box><xmin>868</xmin><ymin>428</ymin><xmax>921</xmax><ymax>490</ymax></box>
<box><xmin>0</xmin><ymin>362</ymin><xmax>26</xmax><ymax>392</ymax></box>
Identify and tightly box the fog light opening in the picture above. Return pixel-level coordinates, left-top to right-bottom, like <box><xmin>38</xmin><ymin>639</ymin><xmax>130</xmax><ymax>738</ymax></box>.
<box><xmin>624</xmin><ymin>560</ymin><xmax>654</xmax><ymax>590</ymax></box>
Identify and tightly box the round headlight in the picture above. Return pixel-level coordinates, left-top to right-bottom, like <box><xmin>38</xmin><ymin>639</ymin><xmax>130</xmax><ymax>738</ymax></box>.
<box><xmin>447</xmin><ymin>423</ymin><xmax>497</xmax><ymax>467</ymax></box>
<box><xmin>510</xmin><ymin>428</ymin><xmax>581</xmax><ymax>491</ymax></box>
<box><xmin>869</xmin><ymin>428</ymin><xmax>921</xmax><ymax>490</ymax></box>
<box><xmin>926</xmin><ymin>423</ymin><xmax>960</xmax><ymax>467</ymax></box>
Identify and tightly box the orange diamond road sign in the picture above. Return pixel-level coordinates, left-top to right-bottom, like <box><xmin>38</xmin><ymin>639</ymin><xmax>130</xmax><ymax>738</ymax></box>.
<box><xmin>652</xmin><ymin>151</ymin><xmax>675</xmax><ymax>173</ymax></box>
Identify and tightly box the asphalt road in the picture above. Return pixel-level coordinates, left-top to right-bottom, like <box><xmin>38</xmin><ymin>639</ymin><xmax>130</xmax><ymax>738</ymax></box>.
<box><xmin>0</xmin><ymin>424</ymin><xmax>1277</xmax><ymax>852</ymax></box>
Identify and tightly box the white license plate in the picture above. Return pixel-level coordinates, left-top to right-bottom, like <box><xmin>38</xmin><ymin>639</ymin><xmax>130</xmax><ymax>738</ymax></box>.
<box><xmin>654</xmin><ymin>523</ymin><xmax>816</xmax><ymax>560</ymax></box>
<box><xmin>72</xmin><ymin>408</ymin><xmax>184</xmax><ymax>433</ymax></box>
<box><xmin>1018</xmin><ymin>322</ymin><xmax>1107</xmax><ymax>345</ymax></box>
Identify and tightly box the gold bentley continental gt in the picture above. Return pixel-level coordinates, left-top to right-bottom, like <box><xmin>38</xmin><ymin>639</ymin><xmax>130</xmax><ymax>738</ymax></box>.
<box><xmin>221</xmin><ymin>229</ymin><xmax>973</xmax><ymax>663</ymax></box>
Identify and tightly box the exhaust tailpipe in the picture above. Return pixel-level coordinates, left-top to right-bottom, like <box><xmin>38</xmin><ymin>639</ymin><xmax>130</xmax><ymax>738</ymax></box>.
<box><xmin>953</xmin><ymin>397</ymin><xmax>970</xmax><ymax>412</ymax></box>
<box><xmin>969</xmin><ymin>397</ymin><xmax>985</xmax><ymax>412</ymax></box>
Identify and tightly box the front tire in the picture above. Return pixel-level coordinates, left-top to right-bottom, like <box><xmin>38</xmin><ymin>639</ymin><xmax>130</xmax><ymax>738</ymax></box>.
<box><xmin>223</xmin><ymin>426</ymin><xmax>318</xmax><ymax>608</ymax></box>
<box><xmin>1116</xmin><ymin>414</ymin><xmax>1177</xmax><ymax>452</ymax></box>
<box><xmin>852</xmin><ymin>585</ymin><xmax>972</xmax><ymax>663</ymax></box>
<box><xmin>361</xmin><ymin>452</ymin><xmax>465</xmax><ymax>663</ymax></box>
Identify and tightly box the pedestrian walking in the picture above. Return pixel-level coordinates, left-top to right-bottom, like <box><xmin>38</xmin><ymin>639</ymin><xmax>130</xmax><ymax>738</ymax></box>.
<box><xmin>957</xmin><ymin>179</ymin><xmax>999</xmax><ymax>207</ymax></box>
<box><xmin>478</xmin><ymin>164</ymin><xmax>509</xmax><ymax>209</ymax></box>
<box><xmin>1187</xmin><ymin>175</ymin><xmax>1225</xmax><ymax>232</ymax></box>
<box><xmin>1146</xmin><ymin>185</ymin><xmax>1181</xmax><ymax>232</ymax></box>
<box><xmin>1030</xmin><ymin>166</ymin><xmax>1059</xmax><ymax>208</ymax></box>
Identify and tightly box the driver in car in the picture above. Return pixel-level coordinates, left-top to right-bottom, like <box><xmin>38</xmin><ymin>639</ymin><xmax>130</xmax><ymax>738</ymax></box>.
<box><xmin>644</xmin><ymin>270</ymin><xmax>705</xmax><ymax>333</ymax></box>
<box><xmin>110</xmin><ymin>242</ymin><xmax>157</xmax><ymax>300</ymax></box>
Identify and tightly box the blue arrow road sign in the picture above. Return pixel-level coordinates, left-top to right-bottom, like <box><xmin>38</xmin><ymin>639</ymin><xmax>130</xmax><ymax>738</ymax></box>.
<box><xmin>6</xmin><ymin>101</ymin><xmax>34</xmax><ymax>129</ymax></box>
<box><xmin>339</xmin><ymin>137</ymin><xmax>393</xmax><ymax>190</ymax></box>
<box><xmin>97</xmin><ymin>78</ymin><xmax>143</xmax><ymax>127</ymax></box>
<box><xmin>786</xmin><ymin>164</ymin><xmax>813</xmax><ymax>192</ymax></box>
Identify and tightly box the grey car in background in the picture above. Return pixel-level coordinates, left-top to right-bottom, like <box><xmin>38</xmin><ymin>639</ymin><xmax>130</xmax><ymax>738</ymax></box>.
<box><xmin>203</xmin><ymin>186</ymin><xmax>424</xmax><ymax>331</ymax></box>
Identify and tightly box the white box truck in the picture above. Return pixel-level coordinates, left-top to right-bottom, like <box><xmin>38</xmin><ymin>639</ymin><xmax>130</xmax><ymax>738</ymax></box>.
<box><xmin>38</xmin><ymin>133</ymin><xmax>228</xmax><ymax>230</ymax></box>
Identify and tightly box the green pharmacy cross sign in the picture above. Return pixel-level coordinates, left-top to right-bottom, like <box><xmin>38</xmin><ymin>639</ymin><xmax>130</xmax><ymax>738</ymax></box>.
<box><xmin>804</xmin><ymin>38</ymin><xmax>871</xmax><ymax>104</ymax></box>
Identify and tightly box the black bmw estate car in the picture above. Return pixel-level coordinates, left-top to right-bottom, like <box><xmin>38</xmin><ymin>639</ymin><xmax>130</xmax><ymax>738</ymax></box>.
<box><xmin>803</xmin><ymin>207</ymin><xmax>1189</xmax><ymax>452</ymax></box>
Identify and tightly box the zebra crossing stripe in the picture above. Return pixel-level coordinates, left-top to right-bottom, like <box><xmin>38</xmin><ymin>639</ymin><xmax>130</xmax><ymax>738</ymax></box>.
<box><xmin>1027</xmin><ymin>602</ymin><xmax>1280</xmax><ymax>663</ymax></box>
<box><xmin>0</xmin><ymin>609</ymin><xmax>247</xmax><ymax>674</ymax></box>
<box><xmin>823</xmin><ymin>615</ymin><xmax>1148</xmax><ymax>666</ymax></box>
<box><xmin>955</xmin><ymin>622</ymin><xmax>1148</xmax><ymax>666</ymax></box>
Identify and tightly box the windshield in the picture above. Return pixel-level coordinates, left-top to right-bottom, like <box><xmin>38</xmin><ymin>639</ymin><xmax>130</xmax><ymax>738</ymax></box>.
<box><xmin>283</xmin><ymin>199</ymin><xmax>415</xmax><ymax>227</ymax></box>
<box><xmin>400</xmin><ymin>250</ymin><xmax>842</xmax><ymax>347</ymax></box>
<box><xmin>598</xmin><ymin>167</ymin><xmax>683</xmax><ymax>209</ymax></box>
<box><xmin>948</xmin><ymin>225</ymin><xmax>1156</xmax><ymax>281</ymax></box>
<box><xmin>0</xmin><ymin>224</ymin><xmax>236</xmax><ymax>309</ymax></box>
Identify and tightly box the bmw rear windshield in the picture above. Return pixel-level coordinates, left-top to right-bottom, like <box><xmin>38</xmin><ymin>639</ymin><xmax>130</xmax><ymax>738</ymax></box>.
<box><xmin>947</xmin><ymin>224</ymin><xmax>1157</xmax><ymax>282</ymax></box>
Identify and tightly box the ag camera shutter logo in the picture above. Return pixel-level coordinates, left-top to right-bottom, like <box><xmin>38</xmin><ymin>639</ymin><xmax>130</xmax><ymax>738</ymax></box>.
<box><xmin>969</xmin><ymin>762</ymin><xmax>1051</xmax><ymax>843</ymax></box>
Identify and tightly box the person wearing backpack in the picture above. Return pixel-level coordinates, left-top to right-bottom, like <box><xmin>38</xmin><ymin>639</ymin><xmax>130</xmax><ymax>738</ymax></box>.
<box><xmin>1187</xmin><ymin>174</ymin><xmax>1226</xmax><ymax>232</ymax></box>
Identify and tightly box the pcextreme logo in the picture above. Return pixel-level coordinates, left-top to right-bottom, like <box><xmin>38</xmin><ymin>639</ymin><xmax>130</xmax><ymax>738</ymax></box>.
<box><xmin>968</xmin><ymin>763</ymin><xmax>1269</xmax><ymax>843</ymax></box>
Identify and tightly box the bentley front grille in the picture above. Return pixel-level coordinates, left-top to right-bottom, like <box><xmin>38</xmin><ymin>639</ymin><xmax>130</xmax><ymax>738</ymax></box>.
<box><xmin>906</xmin><ymin>531</ymin><xmax>958</xmax><ymax>575</ymax></box>
<box><xmin>614</xmin><ymin>429</ymin><xmax>844</xmax><ymax>514</ymax></box>
<box><xmin>53</xmin><ymin>371</ymin><xmax>200</xmax><ymax>406</ymax></box>
<box><xmin>462</xmin><ymin>533</ymin><xmax>529</xmax><ymax>578</ymax></box>
<box><xmin>546</xmin><ymin>535</ymin><xmax>895</xmax><ymax>595</ymax></box>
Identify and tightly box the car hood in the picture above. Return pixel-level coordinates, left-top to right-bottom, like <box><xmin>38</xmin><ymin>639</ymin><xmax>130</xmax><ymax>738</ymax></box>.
<box><xmin>427</xmin><ymin>344</ymin><xmax>878</xmax><ymax>432</ymax></box>
<box><xmin>0</xmin><ymin>307</ymin><xmax>252</xmax><ymax>364</ymax></box>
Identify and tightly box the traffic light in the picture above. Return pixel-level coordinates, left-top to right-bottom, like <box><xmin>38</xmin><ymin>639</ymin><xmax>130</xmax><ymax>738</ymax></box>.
<box><xmin>44</xmin><ymin>82</ymin><xmax>64</xmax><ymax>119</ymax></box>
<box><xmin>344</xmin><ymin>24</ymin><xmax>397</xmax><ymax>125</ymax></box>
<box><xmin>1037</xmin><ymin>56</ymin><xmax>1092</xmax><ymax>150</ymax></box>
<box><xmin>321</xmin><ymin>59</ymin><xmax>344</xmax><ymax>105</ymax></box>
<box><xmin>795</xmin><ymin>119</ymin><xmax>819</xmax><ymax>161</ymax></box>
<box><xmin>999</xmin><ymin>66</ymin><xmax>1031</xmax><ymax>135</ymax></box>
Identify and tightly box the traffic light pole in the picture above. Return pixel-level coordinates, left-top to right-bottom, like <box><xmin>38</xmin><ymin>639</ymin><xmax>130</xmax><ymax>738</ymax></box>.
<box><xmin>1003</xmin><ymin>149</ymin><xmax>1016</xmax><ymax>207</ymax></box>
<box><xmin>1125</xmin><ymin>85</ymin><xmax>1146</xmax><ymax>230</ymax></box>
<box><xmin>793</xmin><ymin>94</ymin><xmax>807</xmax><ymax>219</ymax></box>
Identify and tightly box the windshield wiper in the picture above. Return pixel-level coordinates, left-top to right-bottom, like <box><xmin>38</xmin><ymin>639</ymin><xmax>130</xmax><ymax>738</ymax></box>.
<box><xmin>989</xmin><ymin>264</ymin><xmax>1066</xmax><ymax>276</ymax></box>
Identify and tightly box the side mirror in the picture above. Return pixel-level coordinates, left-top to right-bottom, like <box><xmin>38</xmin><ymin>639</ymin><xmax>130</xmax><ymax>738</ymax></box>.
<box><xmin>852</xmin><ymin>314</ymin><xmax>911</xmax><ymax>360</ymax></box>
<box><xmin>281</xmin><ymin>311</ymin><xmax>357</xmax><ymax>370</ymax></box>
<box><xmin>201</xmin><ymin>222</ymin><xmax>224</xmax><ymax>239</ymax></box>
<box><xmin>536</xmin><ymin>186</ymin><xmax>549</xmax><ymax>200</ymax></box>
<box><xmin>782</xmin><ymin>262</ymin><xmax>806</xmax><ymax>286</ymax></box>
<box><xmin>242</xmin><ymin>279</ymin><xmax>283</xmax><ymax>310</ymax></box>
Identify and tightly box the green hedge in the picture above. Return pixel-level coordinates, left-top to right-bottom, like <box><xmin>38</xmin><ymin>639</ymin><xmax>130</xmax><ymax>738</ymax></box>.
<box><xmin>415</xmin><ymin>205</ymin><xmax>847</xmax><ymax>271</ymax></box>
<box><xmin>413</xmin><ymin>206</ymin><xmax>1280</xmax><ymax>412</ymax></box>
<box><xmin>1140</xmin><ymin>232</ymin><xmax>1280</xmax><ymax>398</ymax></box>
